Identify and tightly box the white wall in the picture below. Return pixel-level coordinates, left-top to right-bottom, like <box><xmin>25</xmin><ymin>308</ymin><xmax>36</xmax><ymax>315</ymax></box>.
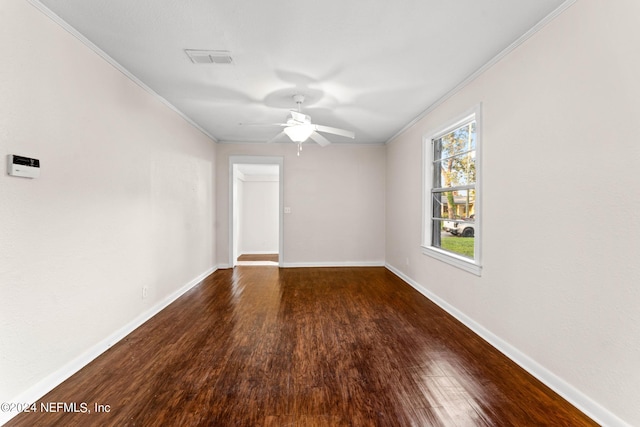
<box><xmin>232</xmin><ymin>166</ymin><xmax>244</xmax><ymax>263</ymax></box>
<box><xmin>0</xmin><ymin>0</ymin><xmax>216</xmax><ymax>413</ymax></box>
<box><xmin>217</xmin><ymin>143</ymin><xmax>386</xmax><ymax>267</ymax></box>
<box><xmin>386</xmin><ymin>0</ymin><xmax>640</xmax><ymax>425</ymax></box>
<box><xmin>240</xmin><ymin>178</ymin><xmax>279</xmax><ymax>254</ymax></box>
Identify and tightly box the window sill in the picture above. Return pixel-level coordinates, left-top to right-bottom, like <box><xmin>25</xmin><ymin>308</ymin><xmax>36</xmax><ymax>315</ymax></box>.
<box><xmin>421</xmin><ymin>246</ymin><xmax>482</xmax><ymax>276</ymax></box>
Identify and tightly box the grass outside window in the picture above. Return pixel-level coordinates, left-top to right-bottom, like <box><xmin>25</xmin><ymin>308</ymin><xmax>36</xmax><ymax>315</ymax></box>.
<box><xmin>441</xmin><ymin>237</ymin><xmax>474</xmax><ymax>258</ymax></box>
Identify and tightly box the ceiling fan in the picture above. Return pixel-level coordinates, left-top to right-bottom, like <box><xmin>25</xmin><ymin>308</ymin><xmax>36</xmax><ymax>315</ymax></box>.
<box><xmin>243</xmin><ymin>95</ymin><xmax>355</xmax><ymax>155</ymax></box>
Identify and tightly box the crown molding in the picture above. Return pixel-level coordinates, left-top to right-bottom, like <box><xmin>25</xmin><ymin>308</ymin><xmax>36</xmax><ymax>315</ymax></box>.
<box><xmin>386</xmin><ymin>0</ymin><xmax>577</xmax><ymax>144</ymax></box>
<box><xmin>26</xmin><ymin>0</ymin><xmax>219</xmax><ymax>143</ymax></box>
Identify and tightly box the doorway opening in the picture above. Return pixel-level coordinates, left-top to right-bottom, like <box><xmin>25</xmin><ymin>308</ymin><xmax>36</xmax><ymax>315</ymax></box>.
<box><xmin>229</xmin><ymin>156</ymin><xmax>284</xmax><ymax>267</ymax></box>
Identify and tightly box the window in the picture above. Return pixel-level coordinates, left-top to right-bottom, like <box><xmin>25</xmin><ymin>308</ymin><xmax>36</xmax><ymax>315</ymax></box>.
<box><xmin>422</xmin><ymin>106</ymin><xmax>481</xmax><ymax>275</ymax></box>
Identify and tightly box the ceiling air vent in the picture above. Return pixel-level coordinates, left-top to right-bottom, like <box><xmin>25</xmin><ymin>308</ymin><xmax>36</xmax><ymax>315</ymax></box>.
<box><xmin>185</xmin><ymin>49</ymin><xmax>233</xmax><ymax>64</ymax></box>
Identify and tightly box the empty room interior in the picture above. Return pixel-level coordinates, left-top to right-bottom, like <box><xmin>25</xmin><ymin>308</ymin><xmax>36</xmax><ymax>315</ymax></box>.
<box><xmin>1</xmin><ymin>0</ymin><xmax>639</xmax><ymax>425</ymax></box>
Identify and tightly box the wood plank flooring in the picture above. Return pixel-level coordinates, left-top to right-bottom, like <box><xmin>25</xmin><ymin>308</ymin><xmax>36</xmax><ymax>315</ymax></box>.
<box><xmin>238</xmin><ymin>254</ymin><xmax>279</xmax><ymax>262</ymax></box>
<box><xmin>7</xmin><ymin>267</ymin><xmax>596</xmax><ymax>426</ymax></box>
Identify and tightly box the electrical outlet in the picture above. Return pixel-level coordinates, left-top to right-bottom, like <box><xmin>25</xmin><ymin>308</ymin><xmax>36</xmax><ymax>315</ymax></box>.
<box><xmin>142</xmin><ymin>287</ymin><xmax>148</xmax><ymax>299</ymax></box>
<box><xmin>284</xmin><ymin>207</ymin><xmax>292</xmax><ymax>214</ymax></box>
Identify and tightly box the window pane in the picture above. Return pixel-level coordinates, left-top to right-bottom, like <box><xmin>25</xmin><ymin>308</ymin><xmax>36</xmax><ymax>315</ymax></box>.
<box><xmin>453</xmin><ymin>152</ymin><xmax>476</xmax><ymax>186</ymax></box>
<box><xmin>455</xmin><ymin>189</ymin><xmax>475</xmax><ymax>218</ymax></box>
<box><xmin>440</xmin><ymin>232</ymin><xmax>475</xmax><ymax>258</ymax></box>
<box><xmin>431</xmin><ymin>218</ymin><xmax>475</xmax><ymax>259</ymax></box>
<box><xmin>435</xmin><ymin>121</ymin><xmax>476</xmax><ymax>159</ymax></box>
<box><xmin>433</xmin><ymin>190</ymin><xmax>475</xmax><ymax>220</ymax></box>
<box><xmin>436</xmin><ymin>152</ymin><xmax>476</xmax><ymax>189</ymax></box>
<box><xmin>431</xmin><ymin>191</ymin><xmax>451</xmax><ymax>219</ymax></box>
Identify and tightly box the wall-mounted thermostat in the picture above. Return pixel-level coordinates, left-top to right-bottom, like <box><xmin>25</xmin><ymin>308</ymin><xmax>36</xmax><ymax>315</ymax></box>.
<box><xmin>7</xmin><ymin>155</ymin><xmax>40</xmax><ymax>178</ymax></box>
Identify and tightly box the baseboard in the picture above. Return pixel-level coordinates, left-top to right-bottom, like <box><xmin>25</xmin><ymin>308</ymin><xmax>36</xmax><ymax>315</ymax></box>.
<box><xmin>223</xmin><ymin>261</ymin><xmax>385</xmax><ymax>269</ymax></box>
<box><xmin>385</xmin><ymin>263</ymin><xmax>629</xmax><ymax>427</ymax></box>
<box><xmin>1</xmin><ymin>266</ymin><xmax>217</xmax><ymax>426</ymax></box>
<box><xmin>281</xmin><ymin>261</ymin><xmax>386</xmax><ymax>268</ymax></box>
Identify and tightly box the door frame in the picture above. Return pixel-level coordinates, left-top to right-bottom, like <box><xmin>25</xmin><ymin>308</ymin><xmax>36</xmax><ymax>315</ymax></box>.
<box><xmin>229</xmin><ymin>155</ymin><xmax>284</xmax><ymax>267</ymax></box>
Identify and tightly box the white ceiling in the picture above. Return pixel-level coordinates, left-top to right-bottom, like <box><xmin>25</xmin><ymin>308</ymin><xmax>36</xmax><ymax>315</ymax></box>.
<box><xmin>35</xmin><ymin>0</ymin><xmax>568</xmax><ymax>145</ymax></box>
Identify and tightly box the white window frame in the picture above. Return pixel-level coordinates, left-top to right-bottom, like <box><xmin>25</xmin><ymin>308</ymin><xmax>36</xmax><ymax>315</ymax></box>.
<box><xmin>422</xmin><ymin>104</ymin><xmax>482</xmax><ymax>276</ymax></box>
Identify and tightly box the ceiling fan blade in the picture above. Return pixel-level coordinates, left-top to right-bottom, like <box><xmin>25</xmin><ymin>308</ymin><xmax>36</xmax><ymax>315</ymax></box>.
<box><xmin>313</xmin><ymin>124</ymin><xmax>355</xmax><ymax>139</ymax></box>
<box><xmin>289</xmin><ymin>111</ymin><xmax>311</xmax><ymax>124</ymax></box>
<box><xmin>239</xmin><ymin>122</ymin><xmax>287</xmax><ymax>127</ymax></box>
<box><xmin>266</xmin><ymin>131</ymin><xmax>286</xmax><ymax>143</ymax></box>
<box><xmin>309</xmin><ymin>131</ymin><xmax>331</xmax><ymax>147</ymax></box>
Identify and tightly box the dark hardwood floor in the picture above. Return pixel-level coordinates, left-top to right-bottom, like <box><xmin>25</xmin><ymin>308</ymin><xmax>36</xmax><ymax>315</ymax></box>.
<box><xmin>7</xmin><ymin>267</ymin><xmax>596</xmax><ymax>426</ymax></box>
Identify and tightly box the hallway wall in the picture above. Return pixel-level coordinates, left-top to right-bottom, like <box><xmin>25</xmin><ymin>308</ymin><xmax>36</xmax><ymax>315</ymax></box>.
<box><xmin>216</xmin><ymin>143</ymin><xmax>385</xmax><ymax>267</ymax></box>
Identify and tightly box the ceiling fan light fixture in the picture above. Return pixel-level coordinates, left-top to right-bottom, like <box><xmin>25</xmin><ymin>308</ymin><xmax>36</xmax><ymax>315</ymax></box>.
<box><xmin>284</xmin><ymin>124</ymin><xmax>313</xmax><ymax>142</ymax></box>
